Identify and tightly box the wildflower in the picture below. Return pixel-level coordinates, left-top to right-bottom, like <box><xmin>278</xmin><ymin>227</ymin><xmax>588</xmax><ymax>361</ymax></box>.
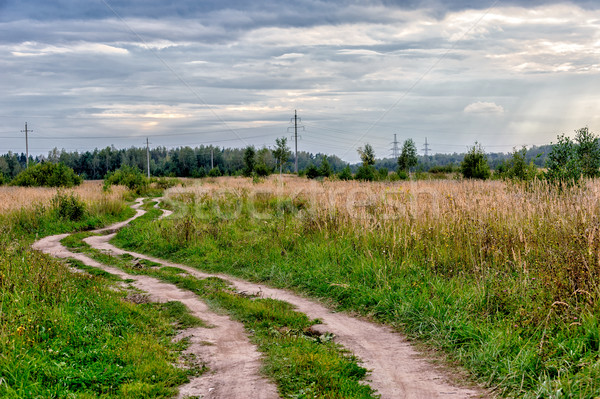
<box><xmin>16</xmin><ymin>326</ymin><xmax>25</xmax><ymax>335</ymax></box>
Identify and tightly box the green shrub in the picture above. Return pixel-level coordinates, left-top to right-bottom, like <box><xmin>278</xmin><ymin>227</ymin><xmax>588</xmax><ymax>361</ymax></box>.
<box><xmin>104</xmin><ymin>165</ymin><xmax>148</xmax><ymax>194</ymax></box>
<box><xmin>208</xmin><ymin>166</ymin><xmax>222</xmax><ymax>177</ymax></box>
<box><xmin>51</xmin><ymin>191</ymin><xmax>87</xmax><ymax>221</ymax></box>
<box><xmin>11</xmin><ymin>162</ymin><xmax>82</xmax><ymax>187</ymax></box>
<box><xmin>460</xmin><ymin>143</ymin><xmax>490</xmax><ymax>180</ymax></box>
<box><xmin>305</xmin><ymin>164</ymin><xmax>320</xmax><ymax>179</ymax></box>
<box><xmin>395</xmin><ymin>170</ymin><xmax>409</xmax><ymax>180</ymax></box>
<box><xmin>354</xmin><ymin>165</ymin><xmax>376</xmax><ymax>181</ymax></box>
<box><xmin>337</xmin><ymin>165</ymin><xmax>353</xmax><ymax>180</ymax></box>
<box><xmin>254</xmin><ymin>164</ymin><xmax>270</xmax><ymax>177</ymax></box>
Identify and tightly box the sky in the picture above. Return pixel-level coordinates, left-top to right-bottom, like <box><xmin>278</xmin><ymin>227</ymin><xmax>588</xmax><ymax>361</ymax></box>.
<box><xmin>1</xmin><ymin>0</ymin><xmax>600</xmax><ymax>163</ymax></box>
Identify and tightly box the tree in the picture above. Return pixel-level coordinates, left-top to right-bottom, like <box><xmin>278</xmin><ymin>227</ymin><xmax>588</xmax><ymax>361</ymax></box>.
<box><xmin>398</xmin><ymin>139</ymin><xmax>418</xmax><ymax>172</ymax></box>
<box><xmin>318</xmin><ymin>157</ymin><xmax>332</xmax><ymax>177</ymax></box>
<box><xmin>243</xmin><ymin>146</ymin><xmax>256</xmax><ymax>177</ymax></box>
<box><xmin>272</xmin><ymin>137</ymin><xmax>291</xmax><ymax>174</ymax></box>
<box><xmin>574</xmin><ymin>127</ymin><xmax>600</xmax><ymax>178</ymax></box>
<box><xmin>357</xmin><ymin>144</ymin><xmax>375</xmax><ymax>166</ymax></box>
<box><xmin>338</xmin><ymin>165</ymin><xmax>352</xmax><ymax>180</ymax></box>
<box><xmin>460</xmin><ymin>142</ymin><xmax>490</xmax><ymax>180</ymax></box>
<box><xmin>546</xmin><ymin>134</ymin><xmax>581</xmax><ymax>188</ymax></box>
<box><xmin>499</xmin><ymin>146</ymin><xmax>538</xmax><ymax>181</ymax></box>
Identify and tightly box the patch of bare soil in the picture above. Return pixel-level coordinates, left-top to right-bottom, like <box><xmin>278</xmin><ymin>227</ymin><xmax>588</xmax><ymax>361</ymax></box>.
<box><xmin>81</xmin><ymin>199</ymin><xmax>489</xmax><ymax>399</ymax></box>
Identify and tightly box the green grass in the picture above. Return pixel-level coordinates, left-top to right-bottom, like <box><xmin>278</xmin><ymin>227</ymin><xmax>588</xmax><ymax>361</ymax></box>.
<box><xmin>110</xmin><ymin>195</ymin><xmax>600</xmax><ymax>398</ymax></box>
<box><xmin>62</xmin><ymin>225</ymin><xmax>378</xmax><ymax>399</ymax></box>
<box><xmin>0</xmin><ymin>195</ymin><xmax>204</xmax><ymax>398</ymax></box>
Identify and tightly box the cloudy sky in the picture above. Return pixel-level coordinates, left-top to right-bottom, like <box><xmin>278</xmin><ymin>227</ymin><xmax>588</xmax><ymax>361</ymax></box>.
<box><xmin>1</xmin><ymin>0</ymin><xmax>600</xmax><ymax>162</ymax></box>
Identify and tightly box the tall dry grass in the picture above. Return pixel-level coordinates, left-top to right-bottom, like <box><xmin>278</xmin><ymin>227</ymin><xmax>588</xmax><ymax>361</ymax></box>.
<box><xmin>165</xmin><ymin>175</ymin><xmax>600</xmax><ymax>310</ymax></box>
<box><xmin>0</xmin><ymin>181</ymin><xmax>128</xmax><ymax>214</ymax></box>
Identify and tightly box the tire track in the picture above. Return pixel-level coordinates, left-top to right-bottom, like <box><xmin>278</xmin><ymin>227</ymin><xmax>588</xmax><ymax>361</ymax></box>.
<box><xmin>32</xmin><ymin>199</ymin><xmax>280</xmax><ymax>399</ymax></box>
<box><xmin>85</xmin><ymin>198</ymin><xmax>487</xmax><ymax>399</ymax></box>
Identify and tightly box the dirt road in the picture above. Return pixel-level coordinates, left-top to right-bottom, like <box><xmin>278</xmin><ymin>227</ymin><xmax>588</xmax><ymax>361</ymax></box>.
<box><xmin>34</xmin><ymin>198</ymin><xmax>487</xmax><ymax>399</ymax></box>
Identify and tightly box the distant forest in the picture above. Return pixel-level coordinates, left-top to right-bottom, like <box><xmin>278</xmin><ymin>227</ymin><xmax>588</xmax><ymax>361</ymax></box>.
<box><xmin>0</xmin><ymin>144</ymin><xmax>553</xmax><ymax>180</ymax></box>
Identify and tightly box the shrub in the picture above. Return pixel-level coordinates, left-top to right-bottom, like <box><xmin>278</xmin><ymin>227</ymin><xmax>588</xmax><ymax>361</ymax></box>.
<box><xmin>545</xmin><ymin>134</ymin><xmax>581</xmax><ymax>188</ymax></box>
<box><xmin>11</xmin><ymin>162</ymin><xmax>82</xmax><ymax>187</ymax></box>
<box><xmin>318</xmin><ymin>158</ymin><xmax>333</xmax><ymax>178</ymax></box>
<box><xmin>378</xmin><ymin>168</ymin><xmax>389</xmax><ymax>181</ymax></box>
<box><xmin>104</xmin><ymin>165</ymin><xmax>148</xmax><ymax>194</ymax></box>
<box><xmin>51</xmin><ymin>191</ymin><xmax>87</xmax><ymax>221</ymax></box>
<box><xmin>575</xmin><ymin>127</ymin><xmax>600</xmax><ymax>178</ymax></box>
<box><xmin>354</xmin><ymin>165</ymin><xmax>376</xmax><ymax>181</ymax></box>
<box><xmin>460</xmin><ymin>143</ymin><xmax>490</xmax><ymax>180</ymax></box>
<box><xmin>305</xmin><ymin>164</ymin><xmax>320</xmax><ymax>179</ymax></box>
<box><xmin>208</xmin><ymin>167</ymin><xmax>222</xmax><ymax>177</ymax></box>
<box><xmin>337</xmin><ymin>166</ymin><xmax>353</xmax><ymax>180</ymax></box>
<box><xmin>254</xmin><ymin>164</ymin><xmax>270</xmax><ymax>177</ymax></box>
<box><xmin>395</xmin><ymin>170</ymin><xmax>409</xmax><ymax>180</ymax></box>
<box><xmin>498</xmin><ymin>147</ymin><xmax>538</xmax><ymax>182</ymax></box>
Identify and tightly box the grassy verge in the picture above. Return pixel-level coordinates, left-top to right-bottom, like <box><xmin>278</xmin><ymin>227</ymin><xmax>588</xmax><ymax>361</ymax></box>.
<box><xmin>0</xmin><ymin>189</ymin><xmax>204</xmax><ymax>398</ymax></box>
<box><xmin>111</xmin><ymin>181</ymin><xmax>600</xmax><ymax>398</ymax></box>
<box><xmin>62</xmin><ymin>227</ymin><xmax>378</xmax><ymax>398</ymax></box>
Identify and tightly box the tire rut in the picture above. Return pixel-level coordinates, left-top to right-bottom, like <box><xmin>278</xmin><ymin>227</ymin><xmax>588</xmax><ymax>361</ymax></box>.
<box><xmin>32</xmin><ymin>199</ymin><xmax>279</xmax><ymax>399</ymax></box>
<box><xmin>84</xmin><ymin>199</ymin><xmax>487</xmax><ymax>399</ymax></box>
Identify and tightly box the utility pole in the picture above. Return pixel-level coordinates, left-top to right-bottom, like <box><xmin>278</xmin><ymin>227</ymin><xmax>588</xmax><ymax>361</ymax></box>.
<box><xmin>210</xmin><ymin>147</ymin><xmax>214</xmax><ymax>170</ymax></box>
<box><xmin>390</xmin><ymin>134</ymin><xmax>400</xmax><ymax>158</ymax></box>
<box><xmin>21</xmin><ymin>122</ymin><xmax>32</xmax><ymax>168</ymax></box>
<box><xmin>422</xmin><ymin>137</ymin><xmax>430</xmax><ymax>157</ymax></box>
<box><xmin>146</xmin><ymin>138</ymin><xmax>150</xmax><ymax>178</ymax></box>
<box><xmin>287</xmin><ymin>110</ymin><xmax>304</xmax><ymax>173</ymax></box>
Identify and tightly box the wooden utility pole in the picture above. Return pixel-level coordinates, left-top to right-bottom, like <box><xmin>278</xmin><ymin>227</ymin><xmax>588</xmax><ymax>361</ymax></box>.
<box><xmin>146</xmin><ymin>138</ymin><xmax>150</xmax><ymax>178</ymax></box>
<box><xmin>21</xmin><ymin>122</ymin><xmax>31</xmax><ymax>167</ymax></box>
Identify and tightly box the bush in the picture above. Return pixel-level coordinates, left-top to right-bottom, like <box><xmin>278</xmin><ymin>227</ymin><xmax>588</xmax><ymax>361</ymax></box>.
<box><xmin>10</xmin><ymin>162</ymin><xmax>82</xmax><ymax>187</ymax></box>
<box><xmin>337</xmin><ymin>166</ymin><xmax>353</xmax><ymax>180</ymax></box>
<box><xmin>305</xmin><ymin>164</ymin><xmax>320</xmax><ymax>179</ymax></box>
<box><xmin>497</xmin><ymin>147</ymin><xmax>538</xmax><ymax>182</ymax></box>
<box><xmin>51</xmin><ymin>191</ymin><xmax>87</xmax><ymax>221</ymax></box>
<box><xmin>104</xmin><ymin>165</ymin><xmax>148</xmax><ymax>194</ymax></box>
<box><xmin>354</xmin><ymin>165</ymin><xmax>376</xmax><ymax>181</ymax></box>
<box><xmin>318</xmin><ymin>158</ymin><xmax>333</xmax><ymax>178</ymax></box>
<box><xmin>545</xmin><ymin>134</ymin><xmax>581</xmax><ymax>188</ymax></box>
<box><xmin>208</xmin><ymin>167</ymin><xmax>222</xmax><ymax>177</ymax></box>
<box><xmin>254</xmin><ymin>164</ymin><xmax>270</xmax><ymax>177</ymax></box>
<box><xmin>460</xmin><ymin>143</ymin><xmax>490</xmax><ymax>180</ymax></box>
<box><xmin>0</xmin><ymin>172</ymin><xmax>7</xmax><ymax>185</ymax></box>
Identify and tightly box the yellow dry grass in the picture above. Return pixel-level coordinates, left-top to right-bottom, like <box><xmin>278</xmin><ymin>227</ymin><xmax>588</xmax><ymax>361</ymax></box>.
<box><xmin>165</xmin><ymin>175</ymin><xmax>600</xmax><ymax>302</ymax></box>
<box><xmin>0</xmin><ymin>181</ymin><xmax>127</xmax><ymax>214</ymax></box>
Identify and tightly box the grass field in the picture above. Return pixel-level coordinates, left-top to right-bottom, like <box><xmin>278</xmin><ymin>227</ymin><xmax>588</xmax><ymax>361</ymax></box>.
<box><xmin>0</xmin><ymin>183</ymin><xmax>204</xmax><ymax>398</ymax></box>
<box><xmin>112</xmin><ymin>175</ymin><xmax>600</xmax><ymax>398</ymax></box>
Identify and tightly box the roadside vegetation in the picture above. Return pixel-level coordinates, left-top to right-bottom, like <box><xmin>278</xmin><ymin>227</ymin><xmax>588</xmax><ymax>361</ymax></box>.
<box><xmin>113</xmin><ymin>176</ymin><xmax>600</xmax><ymax>397</ymax></box>
<box><xmin>0</xmin><ymin>182</ymin><xmax>203</xmax><ymax>398</ymax></box>
<box><xmin>61</xmin><ymin>222</ymin><xmax>377</xmax><ymax>398</ymax></box>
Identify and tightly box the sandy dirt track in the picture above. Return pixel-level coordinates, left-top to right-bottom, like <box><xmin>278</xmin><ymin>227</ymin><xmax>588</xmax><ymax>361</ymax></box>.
<box><xmin>34</xmin><ymin>198</ymin><xmax>488</xmax><ymax>399</ymax></box>
<box><xmin>32</xmin><ymin>199</ymin><xmax>279</xmax><ymax>399</ymax></box>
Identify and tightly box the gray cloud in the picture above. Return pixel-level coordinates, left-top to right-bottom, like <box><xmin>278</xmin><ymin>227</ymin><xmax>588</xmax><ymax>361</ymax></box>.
<box><xmin>1</xmin><ymin>1</ymin><xmax>600</xmax><ymax>161</ymax></box>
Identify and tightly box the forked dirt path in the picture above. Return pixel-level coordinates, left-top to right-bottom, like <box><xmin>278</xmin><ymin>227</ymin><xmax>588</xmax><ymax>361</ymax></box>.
<box><xmin>82</xmin><ymin>199</ymin><xmax>487</xmax><ymax>399</ymax></box>
<box><xmin>32</xmin><ymin>199</ymin><xmax>279</xmax><ymax>399</ymax></box>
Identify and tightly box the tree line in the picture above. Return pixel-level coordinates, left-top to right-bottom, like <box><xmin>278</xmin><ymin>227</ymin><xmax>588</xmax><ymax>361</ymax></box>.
<box><xmin>0</xmin><ymin>133</ymin><xmax>582</xmax><ymax>184</ymax></box>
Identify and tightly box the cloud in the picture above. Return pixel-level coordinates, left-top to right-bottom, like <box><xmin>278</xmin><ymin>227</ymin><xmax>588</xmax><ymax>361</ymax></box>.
<box><xmin>1</xmin><ymin>1</ymin><xmax>600</xmax><ymax>161</ymax></box>
<box><xmin>464</xmin><ymin>102</ymin><xmax>505</xmax><ymax>115</ymax></box>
